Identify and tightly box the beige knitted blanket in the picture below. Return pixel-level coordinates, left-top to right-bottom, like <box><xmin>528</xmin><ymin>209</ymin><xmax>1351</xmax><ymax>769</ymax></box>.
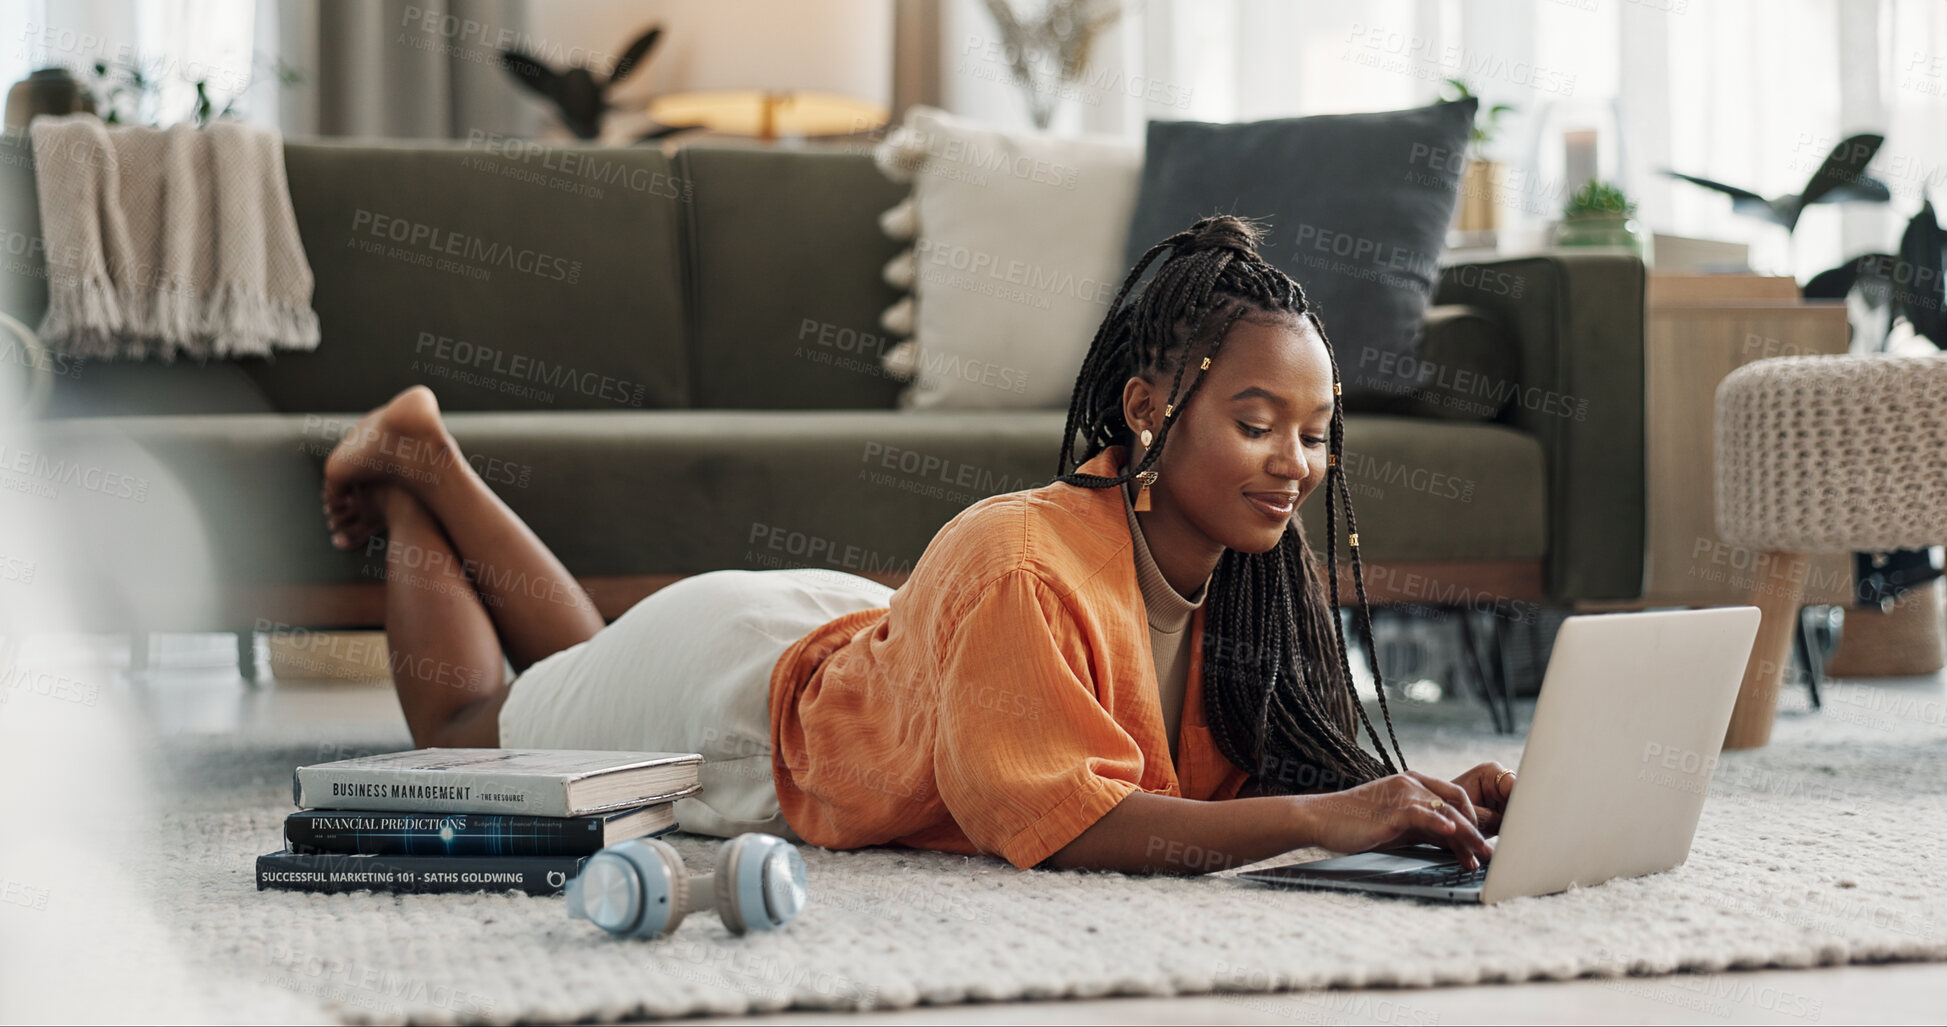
<box><xmin>28</xmin><ymin>113</ymin><xmax>319</xmax><ymax>360</ymax></box>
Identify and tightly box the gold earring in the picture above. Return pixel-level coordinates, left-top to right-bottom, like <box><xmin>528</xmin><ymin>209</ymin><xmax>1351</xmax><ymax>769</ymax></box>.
<box><xmin>1133</xmin><ymin>470</ymin><xmax>1159</xmax><ymax>511</ymax></box>
<box><xmin>1138</xmin><ymin>428</ymin><xmax>1153</xmax><ymax>447</ymax></box>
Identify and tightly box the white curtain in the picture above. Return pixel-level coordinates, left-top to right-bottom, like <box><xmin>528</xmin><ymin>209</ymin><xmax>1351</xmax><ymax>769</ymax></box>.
<box><xmin>269</xmin><ymin>0</ymin><xmax>537</xmax><ymax>139</ymax></box>
<box><xmin>3</xmin><ymin>0</ymin><xmax>538</xmax><ymax>139</ymax></box>
<box><xmin>10</xmin><ymin>0</ymin><xmax>264</xmax><ymax>127</ymax></box>
<box><xmin>941</xmin><ymin>0</ymin><xmax>1947</xmax><ymax>281</ymax></box>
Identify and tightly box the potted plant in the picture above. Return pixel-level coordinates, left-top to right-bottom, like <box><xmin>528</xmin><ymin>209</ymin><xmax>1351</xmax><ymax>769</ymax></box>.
<box><xmin>1554</xmin><ymin>179</ymin><xmax>1652</xmax><ymax>262</ymax></box>
<box><xmin>1441</xmin><ymin>79</ymin><xmax>1513</xmax><ymax>235</ymax></box>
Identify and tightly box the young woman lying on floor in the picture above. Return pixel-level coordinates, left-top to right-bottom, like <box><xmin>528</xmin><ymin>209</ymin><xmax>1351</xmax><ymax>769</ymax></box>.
<box><xmin>320</xmin><ymin>215</ymin><xmax>1514</xmax><ymax>875</ymax></box>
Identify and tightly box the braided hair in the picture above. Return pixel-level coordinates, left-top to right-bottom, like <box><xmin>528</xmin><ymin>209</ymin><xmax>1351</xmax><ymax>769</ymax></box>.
<box><xmin>1056</xmin><ymin>214</ymin><xmax>1409</xmax><ymax>793</ymax></box>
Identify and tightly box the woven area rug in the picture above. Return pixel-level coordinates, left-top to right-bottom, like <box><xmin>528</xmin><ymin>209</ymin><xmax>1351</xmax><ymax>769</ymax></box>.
<box><xmin>126</xmin><ymin>690</ymin><xmax>1947</xmax><ymax>1024</ymax></box>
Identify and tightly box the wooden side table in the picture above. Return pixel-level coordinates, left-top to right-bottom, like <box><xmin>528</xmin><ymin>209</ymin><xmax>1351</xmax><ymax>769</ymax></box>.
<box><xmin>1618</xmin><ymin>276</ymin><xmax>1853</xmax><ymax>608</ymax></box>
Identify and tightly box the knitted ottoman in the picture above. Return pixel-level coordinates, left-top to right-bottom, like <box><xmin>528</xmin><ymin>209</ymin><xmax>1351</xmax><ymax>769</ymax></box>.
<box><xmin>1714</xmin><ymin>354</ymin><xmax>1947</xmax><ymax>748</ymax></box>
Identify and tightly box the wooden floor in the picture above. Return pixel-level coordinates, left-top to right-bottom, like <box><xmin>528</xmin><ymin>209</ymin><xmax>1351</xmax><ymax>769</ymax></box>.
<box><xmin>117</xmin><ymin>633</ymin><xmax>1947</xmax><ymax>1026</ymax></box>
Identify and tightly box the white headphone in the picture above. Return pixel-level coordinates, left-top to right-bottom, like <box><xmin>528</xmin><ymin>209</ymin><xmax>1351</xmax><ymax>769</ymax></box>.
<box><xmin>566</xmin><ymin>833</ymin><xmax>807</xmax><ymax>939</ymax></box>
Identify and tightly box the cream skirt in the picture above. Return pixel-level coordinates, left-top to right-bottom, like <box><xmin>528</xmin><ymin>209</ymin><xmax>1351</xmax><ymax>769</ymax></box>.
<box><xmin>497</xmin><ymin>568</ymin><xmax>895</xmax><ymax>840</ymax></box>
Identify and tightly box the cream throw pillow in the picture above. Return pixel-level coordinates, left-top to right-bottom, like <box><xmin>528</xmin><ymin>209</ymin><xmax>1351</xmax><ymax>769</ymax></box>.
<box><xmin>873</xmin><ymin>107</ymin><xmax>1141</xmax><ymax>409</ymax></box>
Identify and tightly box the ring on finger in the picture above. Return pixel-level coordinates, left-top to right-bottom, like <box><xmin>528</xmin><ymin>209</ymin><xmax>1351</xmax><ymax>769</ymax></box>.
<box><xmin>1427</xmin><ymin>798</ymin><xmax>1444</xmax><ymax>810</ymax></box>
<box><xmin>1495</xmin><ymin>769</ymin><xmax>1515</xmax><ymax>787</ymax></box>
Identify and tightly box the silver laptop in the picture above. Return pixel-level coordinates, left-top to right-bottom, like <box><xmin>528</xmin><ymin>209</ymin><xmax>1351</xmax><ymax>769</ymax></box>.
<box><xmin>1237</xmin><ymin>607</ymin><xmax>1762</xmax><ymax>904</ymax></box>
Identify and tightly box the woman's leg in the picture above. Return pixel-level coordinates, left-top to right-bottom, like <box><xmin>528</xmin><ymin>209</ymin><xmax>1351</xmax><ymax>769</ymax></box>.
<box><xmin>493</xmin><ymin>567</ymin><xmax>891</xmax><ymax>839</ymax></box>
<box><xmin>368</xmin><ymin>483</ymin><xmax>507</xmax><ymax>747</ymax></box>
<box><xmin>321</xmin><ymin>386</ymin><xmax>604</xmax><ymax>670</ymax></box>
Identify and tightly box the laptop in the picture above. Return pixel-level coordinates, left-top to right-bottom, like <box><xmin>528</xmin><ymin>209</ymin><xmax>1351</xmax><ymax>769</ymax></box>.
<box><xmin>1236</xmin><ymin>607</ymin><xmax>1762</xmax><ymax>904</ymax></box>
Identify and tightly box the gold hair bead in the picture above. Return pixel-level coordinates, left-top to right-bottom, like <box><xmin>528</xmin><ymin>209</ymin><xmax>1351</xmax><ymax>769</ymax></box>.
<box><xmin>1200</xmin><ymin>357</ymin><xmax>1211</xmax><ymax>370</ymax></box>
<box><xmin>1348</xmin><ymin>533</ymin><xmax>1359</xmax><ymax>547</ymax></box>
<box><xmin>1332</xmin><ymin>382</ymin><xmax>1342</xmax><ymax>396</ymax></box>
<box><xmin>1327</xmin><ymin>454</ymin><xmax>1337</xmax><ymax>467</ymax></box>
<box><xmin>1163</xmin><ymin>404</ymin><xmax>1174</xmax><ymax>418</ymax></box>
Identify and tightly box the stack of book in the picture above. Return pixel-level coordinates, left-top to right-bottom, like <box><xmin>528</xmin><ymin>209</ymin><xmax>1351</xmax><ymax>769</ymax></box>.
<box><xmin>256</xmin><ymin>748</ymin><xmax>703</xmax><ymax>896</ymax></box>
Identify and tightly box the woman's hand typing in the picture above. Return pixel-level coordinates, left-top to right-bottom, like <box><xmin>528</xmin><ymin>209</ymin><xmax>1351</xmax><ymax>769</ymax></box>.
<box><xmin>1293</xmin><ymin>770</ymin><xmax>1499</xmax><ymax>870</ymax></box>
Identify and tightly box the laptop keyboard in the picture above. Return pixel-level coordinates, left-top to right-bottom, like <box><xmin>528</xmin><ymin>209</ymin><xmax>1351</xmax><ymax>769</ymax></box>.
<box><xmin>1378</xmin><ymin>862</ymin><xmax>1490</xmax><ymax>888</ymax></box>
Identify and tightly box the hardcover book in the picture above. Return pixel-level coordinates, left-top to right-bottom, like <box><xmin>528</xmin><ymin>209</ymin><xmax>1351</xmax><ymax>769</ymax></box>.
<box><xmin>292</xmin><ymin>748</ymin><xmax>703</xmax><ymax>817</ymax></box>
<box><xmin>256</xmin><ymin>850</ymin><xmax>592</xmax><ymax>896</ymax></box>
<box><xmin>284</xmin><ymin>799</ymin><xmax>687</xmax><ymax>856</ymax></box>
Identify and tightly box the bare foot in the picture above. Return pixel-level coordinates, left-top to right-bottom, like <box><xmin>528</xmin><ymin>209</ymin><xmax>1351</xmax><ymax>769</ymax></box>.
<box><xmin>323</xmin><ymin>482</ymin><xmax>388</xmax><ymax>551</ymax></box>
<box><xmin>321</xmin><ymin>386</ymin><xmax>457</xmax><ymax>550</ymax></box>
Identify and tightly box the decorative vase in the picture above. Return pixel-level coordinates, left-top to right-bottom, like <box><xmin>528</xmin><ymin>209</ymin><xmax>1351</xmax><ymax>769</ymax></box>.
<box><xmin>1552</xmin><ymin>213</ymin><xmax>1653</xmax><ymax>264</ymax></box>
<box><xmin>1455</xmin><ymin>159</ymin><xmax>1500</xmax><ymax>232</ymax></box>
<box><xmin>5</xmin><ymin>67</ymin><xmax>95</xmax><ymax>131</ymax></box>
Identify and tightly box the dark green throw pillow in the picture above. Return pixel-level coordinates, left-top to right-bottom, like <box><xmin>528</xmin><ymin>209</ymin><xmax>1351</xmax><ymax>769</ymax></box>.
<box><xmin>1122</xmin><ymin>99</ymin><xmax>1478</xmax><ymax>408</ymax></box>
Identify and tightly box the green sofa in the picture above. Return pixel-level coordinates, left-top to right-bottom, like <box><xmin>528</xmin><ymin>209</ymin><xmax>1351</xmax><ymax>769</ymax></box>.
<box><xmin>0</xmin><ymin>136</ymin><xmax>1645</xmax><ymax>654</ymax></box>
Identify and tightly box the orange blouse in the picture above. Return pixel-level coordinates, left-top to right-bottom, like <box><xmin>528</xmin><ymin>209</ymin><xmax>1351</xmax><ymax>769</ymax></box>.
<box><xmin>767</xmin><ymin>444</ymin><xmax>1251</xmax><ymax>869</ymax></box>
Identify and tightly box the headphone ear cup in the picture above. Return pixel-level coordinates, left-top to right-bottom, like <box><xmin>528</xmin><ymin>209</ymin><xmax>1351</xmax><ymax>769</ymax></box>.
<box><xmin>714</xmin><ymin>834</ymin><xmax>805</xmax><ymax>934</ymax></box>
<box><xmin>635</xmin><ymin>836</ymin><xmax>690</xmax><ymax>937</ymax></box>
<box><xmin>714</xmin><ymin>836</ymin><xmax>747</xmax><ymax>935</ymax></box>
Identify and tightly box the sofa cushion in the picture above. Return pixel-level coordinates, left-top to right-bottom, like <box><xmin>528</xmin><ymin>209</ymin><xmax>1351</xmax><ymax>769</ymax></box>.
<box><xmin>869</xmin><ymin>107</ymin><xmax>1143</xmax><ymax>410</ymax></box>
<box><xmin>1123</xmin><ymin>100</ymin><xmax>1477</xmax><ymax>407</ymax></box>
<box><xmin>677</xmin><ymin>145</ymin><xmax>910</xmax><ymax>410</ymax></box>
<box><xmin>34</xmin><ymin>411</ymin><xmax>1543</xmax><ymax>601</ymax></box>
<box><xmin>247</xmin><ymin>139</ymin><xmax>692</xmax><ymax>413</ymax></box>
<box><xmin>1294</xmin><ymin>414</ymin><xmax>1545</xmax><ymax>563</ymax></box>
